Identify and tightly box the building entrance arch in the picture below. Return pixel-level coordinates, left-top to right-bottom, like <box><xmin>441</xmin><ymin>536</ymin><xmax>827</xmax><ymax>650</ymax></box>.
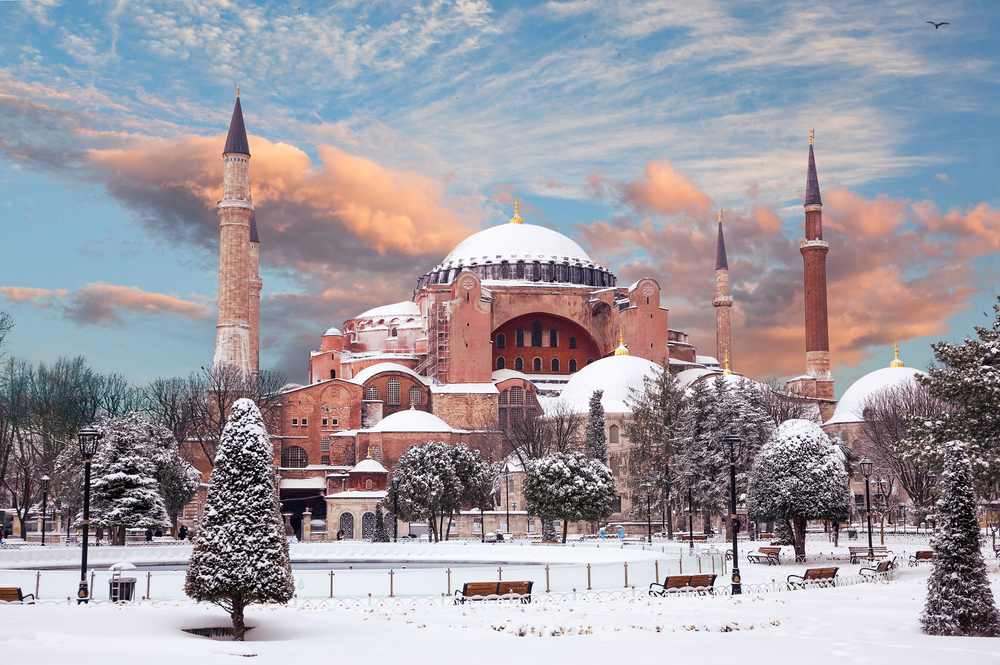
<box><xmin>491</xmin><ymin>313</ymin><xmax>600</xmax><ymax>375</ymax></box>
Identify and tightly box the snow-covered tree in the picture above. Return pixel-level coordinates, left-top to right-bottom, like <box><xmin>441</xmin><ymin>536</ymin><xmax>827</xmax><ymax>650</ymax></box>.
<box><xmin>584</xmin><ymin>390</ymin><xmax>607</xmax><ymax>463</ymax></box>
<box><xmin>747</xmin><ymin>419</ymin><xmax>851</xmax><ymax>559</ymax></box>
<box><xmin>372</xmin><ymin>502</ymin><xmax>390</xmax><ymax>542</ymax></box>
<box><xmin>523</xmin><ymin>452</ymin><xmax>617</xmax><ymax>543</ymax></box>
<box><xmin>921</xmin><ymin>440</ymin><xmax>1000</xmax><ymax>636</ymax></box>
<box><xmin>90</xmin><ymin>415</ymin><xmax>171</xmax><ymax>545</ymax></box>
<box><xmin>184</xmin><ymin>399</ymin><xmax>293</xmax><ymax>641</ymax></box>
<box><xmin>770</xmin><ymin>519</ymin><xmax>794</xmax><ymax>546</ymax></box>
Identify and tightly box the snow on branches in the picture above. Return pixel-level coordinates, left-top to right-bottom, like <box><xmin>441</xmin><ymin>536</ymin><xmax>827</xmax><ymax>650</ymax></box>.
<box><xmin>523</xmin><ymin>452</ymin><xmax>616</xmax><ymax>543</ymax></box>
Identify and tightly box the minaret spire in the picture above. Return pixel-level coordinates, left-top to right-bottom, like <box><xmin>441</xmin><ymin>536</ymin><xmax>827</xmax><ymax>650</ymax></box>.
<box><xmin>713</xmin><ymin>211</ymin><xmax>734</xmax><ymax>370</ymax></box>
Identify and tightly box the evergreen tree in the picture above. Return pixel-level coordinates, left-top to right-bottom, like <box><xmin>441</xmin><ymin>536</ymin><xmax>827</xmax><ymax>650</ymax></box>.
<box><xmin>584</xmin><ymin>390</ymin><xmax>607</xmax><ymax>463</ymax></box>
<box><xmin>523</xmin><ymin>452</ymin><xmax>617</xmax><ymax>543</ymax></box>
<box><xmin>184</xmin><ymin>399</ymin><xmax>294</xmax><ymax>641</ymax></box>
<box><xmin>770</xmin><ymin>519</ymin><xmax>794</xmax><ymax>546</ymax></box>
<box><xmin>747</xmin><ymin>419</ymin><xmax>851</xmax><ymax>559</ymax></box>
<box><xmin>921</xmin><ymin>441</ymin><xmax>1000</xmax><ymax>636</ymax></box>
<box><xmin>90</xmin><ymin>414</ymin><xmax>171</xmax><ymax>545</ymax></box>
<box><xmin>541</xmin><ymin>519</ymin><xmax>558</xmax><ymax>543</ymax></box>
<box><xmin>372</xmin><ymin>502</ymin><xmax>390</xmax><ymax>542</ymax></box>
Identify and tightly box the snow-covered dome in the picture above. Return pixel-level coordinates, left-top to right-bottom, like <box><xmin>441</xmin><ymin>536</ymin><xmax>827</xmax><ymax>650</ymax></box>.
<box><xmin>559</xmin><ymin>354</ymin><xmax>661</xmax><ymax>414</ymax></box>
<box><xmin>826</xmin><ymin>365</ymin><xmax>926</xmax><ymax>425</ymax></box>
<box><xmin>416</xmin><ymin>219</ymin><xmax>616</xmax><ymax>289</ymax></box>
<box><xmin>353</xmin><ymin>300</ymin><xmax>420</xmax><ymax>322</ymax></box>
<box><xmin>350</xmin><ymin>363</ymin><xmax>428</xmax><ymax>386</ymax></box>
<box><xmin>351</xmin><ymin>456</ymin><xmax>388</xmax><ymax>474</ymax></box>
<box><xmin>366</xmin><ymin>408</ymin><xmax>453</xmax><ymax>433</ymax></box>
<box><xmin>324</xmin><ymin>326</ymin><xmax>342</xmax><ymax>337</ymax></box>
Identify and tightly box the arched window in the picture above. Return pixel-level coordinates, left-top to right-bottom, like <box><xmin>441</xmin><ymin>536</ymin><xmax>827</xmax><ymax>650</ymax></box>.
<box><xmin>516</xmin><ymin>261</ymin><xmax>525</xmax><ymax>279</ymax></box>
<box><xmin>509</xmin><ymin>386</ymin><xmax>524</xmax><ymax>405</ymax></box>
<box><xmin>496</xmin><ymin>357</ymin><xmax>506</xmax><ymax>370</ymax></box>
<box><xmin>569</xmin><ymin>358</ymin><xmax>578</xmax><ymax>372</ymax></box>
<box><xmin>549</xmin><ymin>329</ymin><xmax>558</xmax><ymax>347</ymax></box>
<box><xmin>365</xmin><ymin>479</ymin><xmax>373</xmax><ymax>491</ymax></box>
<box><xmin>387</xmin><ymin>378</ymin><xmax>401</xmax><ymax>405</ymax></box>
<box><xmin>609</xmin><ymin>425</ymin><xmax>620</xmax><ymax>444</ymax></box>
<box><xmin>499</xmin><ymin>390</ymin><xmax>508</xmax><ymax>405</ymax></box>
<box><xmin>330</xmin><ymin>369</ymin><xmax>336</xmax><ymax>379</ymax></box>
<box><xmin>531</xmin><ymin>321</ymin><xmax>542</xmax><ymax>347</ymax></box>
<box><xmin>390</xmin><ymin>328</ymin><xmax>398</xmax><ymax>337</ymax></box>
<box><xmin>586</xmin><ymin>357</ymin><xmax>595</xmax><ymax>365</ymax></box>
<box><xmin>384</xmin><ymin>512</ymin><xmax>395</xmax><ymax>538</ymax></box>
<box><xmin>409</xmin><ymin>386</ymin><xmax>421</xmax><ymax>406</ymax></box>
<box><xmin>533</xmin><ymin>357</ymin><xmax>541</xmax><ymax>372</ymax></box>
<box><xmin>339</xmin><ymin>513</ymin><xmax>354</xmax><ymax>539</ymax></box>
<box><xmin>532</xmin><ymin>261</ymin><xmax>541</xmax><ymax>281</ymax></box>
<box><xmin>365</xmin><ymin>385</ymin><xmax>379</xmax><ymax>401</ymax></box>
<box><xmin>569</xmin><ymin>336</ymin><xmax>577</xmax><ymax>349</ymax></box>
<box><xmin>516</xmin><ymin>328</ymin><xmax>524</xmax><ymax>347</ymax></box>
<box><xmin>362</xmin><ymin>512</ymin><xmax>376</xmax><ymax>540</ymax></box>
<box><xmin>281</xmin><ymin>446</ymin><xmax>308</xmax><ymax>468</ymax></box>
<box><xmin>551</xmin><ymin>358</ymin><xmax>560</xmax><ymax>372</ymax></box>
<box><xmin>514</xmin><ymin>357</ymin><xmax>524</xmax><ymax>371</ymax></box>
<box><xmin>501</xmin><ymin>262</ymin><xmax>510</xmax><ymax>279</ymax></box>
<box><xmin>496</xmin><ymin>333</ymin><xmax>506</xmax><ymax>349</ymax></box>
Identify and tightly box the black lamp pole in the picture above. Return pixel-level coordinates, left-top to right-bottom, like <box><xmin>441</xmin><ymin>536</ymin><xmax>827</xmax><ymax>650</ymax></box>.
<box><xmin>40</xmin><ymin>475</ymin><xmax>50</xmax><ymax>546</ymax></box>
<box><xmin>684</xmin><ymin>471</ymin><xmax>695</xmax><ymax>550</ymax></box>
<box><xmin>391</xmin><ymin>478</ymin><xmax>399</xmax><ymax>542</ymax></box>
<box><xmin>77</xmin><ymin>425</ymin><xmax>102</xmax><ymax>604</ymax></box>
<box><xmin>723</xmin><ymin>432</ymin><xmax>742</xmax><ymax>595</ymax></box>
<box><xmin>859</xmin><ymin>457</ymin><xmax>874</xmax><ymax>560</ymax></box>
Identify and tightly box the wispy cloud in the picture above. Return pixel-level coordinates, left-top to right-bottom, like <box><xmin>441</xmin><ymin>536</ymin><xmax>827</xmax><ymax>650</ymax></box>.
<box><xmin>0</xmin><ymin>283</ymin><xmax>211</xmax><ymax>325</ymax></box>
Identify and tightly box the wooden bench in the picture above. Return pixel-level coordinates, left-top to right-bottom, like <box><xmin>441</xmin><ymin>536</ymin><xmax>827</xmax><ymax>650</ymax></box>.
<box><xmin>649</xmin><ymin>574</ymin><xmax>717</xmax><ymax>596</ymax></box>
<box><xmin>454</xmin><ymin>581</ymin><xmax>533</xmax><ymax>604</ymax></box>
<box><xmin>0</xmin><ymin>587</ymin><xmax>35</xmax><ymax>604</ymax></box>
<box><xmin>787</xmin><ymin>567</ymin><xmax>839</xmax><ymax>588</ymax></box>
<box><xmin>747</xmin><ymin>546</ymin><xmax>782</xmax><ymax>565</ymax></box>
<box><xmin>849</xmin><ymin>546</ymin><xmax>892</xmax><ymax>564</ymax></box>
<box><xmin>909</xmin><ymin>550</ymin><xmax>933</xmax><ymax>566</ymax></box>
<box><xmin>860</xmin><ymin>559</ymin><xmax>896</xmax><ymax>577</ymax></box>
<box><xmin>675</xmin><ymin>534</ymin><xmax>709</xmax><ymax>541</ymax></box>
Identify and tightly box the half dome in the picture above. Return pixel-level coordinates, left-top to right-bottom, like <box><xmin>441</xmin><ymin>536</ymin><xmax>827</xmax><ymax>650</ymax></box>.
<box><xmin>826</xmin><ymin>366</ymin><xmax>926</xmax><ymax>425</ymax></box>
<box><xmin>558</xmin><ymin>354</ymin><xmax>662</xmax><ymax>414</ymax></box>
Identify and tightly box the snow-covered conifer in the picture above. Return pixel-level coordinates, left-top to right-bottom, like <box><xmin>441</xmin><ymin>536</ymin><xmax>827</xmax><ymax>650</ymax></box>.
<box><xmin>523</xmin><ymin>452</ymin><xmax>616</xmax><ymax>543</ymax></box>
<box><xmin>372</xmin><ymin>502</ymin><xmax>390</xmax><ymax>542</ymax></box>
<box><xmin>584</xmin><ymin>390</ymin><xmax>607</xmax><ymax>463</ymax></box>
<box><xmin>770</xmin><ymin>519</ymin><xmax>794</xmax><ymax>546</ymax></box>
<box><xmin>184</xmin><ymin>399</ymin><xmax>293</xmax><ymax>640</ymax></box>
<box><xmin>921</xmin><ymin>441</ymin><xmax>1000</xmax><ymax>636</ymax></box>
<box><xmin>91</xmin><ymin>414</ymin><xmax>171</xmax><ymax>545</ymax></box>
<box><xmin>747</xmin><ymin>419</ymin><xmax>851</xmax><ymax>559</ymax></box>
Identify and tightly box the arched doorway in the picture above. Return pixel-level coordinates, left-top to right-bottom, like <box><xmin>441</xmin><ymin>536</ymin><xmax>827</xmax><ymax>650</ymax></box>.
<box><xmin>339</xmin><ymin>512</ymin><xmax>354</xmax><ymax>539</ymax></box>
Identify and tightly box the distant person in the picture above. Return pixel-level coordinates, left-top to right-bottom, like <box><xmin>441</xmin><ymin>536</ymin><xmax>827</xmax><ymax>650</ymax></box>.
<box><xmin>144</xmin><ymin>529</ymin><xmax>153</xmax><ymax>542</ymax></box>
<box><xmin>178</xmin><ymin>525</ymin><xmax>188</xmax><ymax>540</ymax></box>
<box><xmin>154</xmin><ymin>530</ymin><xmax>162</xmax><ymax>538</ymax></box>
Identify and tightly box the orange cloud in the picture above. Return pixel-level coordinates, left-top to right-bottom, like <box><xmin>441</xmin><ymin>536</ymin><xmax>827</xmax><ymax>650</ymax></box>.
<box><xmin>616</xmin><ymin>159</ymin><xmax>713</xmax><ymax>216</ymax></box>
<box><xmin>0</xmin><ymin>287</ymin><xmax>54</xmax><ymax>302</ymax></box>
<box><xmin>825</xmin><ymin>188</ymin><xmax>909</xmax><ymax>237</ymax></box>
<box><xmin>0</xmin><ymin>283</ymin><xmax>211</xmax><ymax>325</ymax></box>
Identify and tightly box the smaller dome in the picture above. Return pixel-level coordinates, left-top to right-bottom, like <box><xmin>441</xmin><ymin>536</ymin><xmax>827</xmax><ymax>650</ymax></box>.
<box><xmin>559</xmin><ymin>354</ymin><xmax>661</xmax><ymax>414</ymax></box>
<box><xmin>324</xmin><ymin>327</ymin><xmax>343</xmax><ymax>337</ymax></box>
<box><xmin>351</xmin><ymin>457</ymin><xmax>388</xmax><ymax>474</ymax></box>
<box><xmin>366</xmin><ymin>408</ymin><xmax>453</xmax><ymax>433</ymax></box>
<box><xmin>826</xmin><ymin>365</ymin><xmax>926</xmax><ymax>425</ymax></box>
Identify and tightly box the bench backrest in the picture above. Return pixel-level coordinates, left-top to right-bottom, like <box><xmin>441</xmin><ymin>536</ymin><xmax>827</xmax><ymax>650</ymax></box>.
<box><xmin>462</xmin><ymin>582</ymin><xmax>499</xmax><ymax>597</ymax></box>
<box><xmin>803</xmin><ymin>567</ymin><xmax>838</xmax><ymax>580</ymax></box>
<box><xmin>688</xmin><ymin>574</ymin><xmax>717</xmax><ymax>588</ymax></box>
<box><xmin>915</xmin><ymin>551</ymin><xmax>933</xmax><ymax>560</ymax></box>
<box><xmin>497</xmin><ymin>581</ymin><xmax>532</xmax><ymax>596</ymax></box>
<box><xmin>663</xmin><ymin>574</ymin><xmax>716</xmax><ymax>589</ymax></box>
<box><xmin>850</xmin><ymin>546</ymin><xmax>888</xmax><ymax>553</ymax></box>
<box><xmin>875</xmin><ymin>561</ymin><xmax>892</xmax><ymax>572</ymax></box>
<box><xmin>758</xmin><ymin>547</ymin><xmax>781</xmax><ymax>554</ymax></box>
<box><xmin>0</xmin><ymin>588</ymin><xmax>23</xmax><ymax>602</ymax></box>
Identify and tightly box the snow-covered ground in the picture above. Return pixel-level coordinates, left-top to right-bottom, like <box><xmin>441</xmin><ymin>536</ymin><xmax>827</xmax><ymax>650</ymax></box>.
<box><xmin>2</xmin><ymin>564</ymin><xmax>998</xmax><ymax>664</ymax></box>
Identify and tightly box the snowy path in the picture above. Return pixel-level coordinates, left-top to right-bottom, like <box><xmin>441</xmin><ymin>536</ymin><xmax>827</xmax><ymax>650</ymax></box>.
<box><xmin>2</xmin><ymin>566</ymin><xmax>997</xmax><ymax>664</ymax></box>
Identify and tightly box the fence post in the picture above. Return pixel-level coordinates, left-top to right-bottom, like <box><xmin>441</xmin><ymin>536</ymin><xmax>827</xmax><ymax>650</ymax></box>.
<box><xmin>35</xmin><ymin>571</ymin><xmax>40</xmax><ymax>600</ymax></box>
<box><xmin>545</xmin><ymin>565</ymin><xmax>550</xmax><ymax>593</ymax></box>
<box><xmin>679</xmin><ymin>557</ymin><xmax>682</xmax><ymax>575</ymax></box>
<box><xmin>587</xmin><ymin>564</ymin><xmax>591</xmax><ymax>591</ymax></box>
<box><xmin>89</xmin><ymin>571</ymin><xmax>94</xmax><ymax>600</ymax></box>
<box><xmin>390</xmin><ymin>569</ymin><xmax>394</xmax><ymax>598</ymax></box>
<box><xmin>655</xmin><ymin>560</ymin><xmax>659</xmax><ymax>583</ymax></box>
<box><xmin>447</xmin><ymin>568</ymin><xmax>452</xmax><ymax>595</ymax></box>
<box><xmin>329</xmin><ymin>570</ymin><xmax>334</xmax><ymax>598</ymax></box>
<box><xmin>146</xmin><ymin>571</ymin><xmax>151</xmax><ymax>600</ymax></box>
<box><xmin>624</xmin><ymin>562</ymin><xmax>628</xmax><ymax>588</ymax></box>
<box><xmin>498</xmin><ymin>566</ymin><xmax>502</xmax><ymax>581</ymax></box>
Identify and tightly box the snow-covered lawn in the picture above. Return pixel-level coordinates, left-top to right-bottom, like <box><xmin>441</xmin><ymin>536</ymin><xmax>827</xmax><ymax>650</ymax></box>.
<box><xmin>3</xmin><ymin>565</ymin><xmax>998</xmax><ymax>664</ymax></box>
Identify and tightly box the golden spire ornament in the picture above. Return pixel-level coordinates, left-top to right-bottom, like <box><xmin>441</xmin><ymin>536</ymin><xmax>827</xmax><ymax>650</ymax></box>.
<box><xmin>614</xmin><ymin>327</ymin><xmax>628</xmax><ymax>356</ymax></box>
<box><xmin>509</xmin><ymin>195</ymin><xmax>523</xmax><ymax>224</ymax></box>
<box><xmin>723</xmin><ymin>349</ymin><xmax>732</xmax><ymax>374</ymax></box>
<box><xmin>890</xmin><ymin>341</ymin><xmax>904</xmax><ymax>368</ymax></box>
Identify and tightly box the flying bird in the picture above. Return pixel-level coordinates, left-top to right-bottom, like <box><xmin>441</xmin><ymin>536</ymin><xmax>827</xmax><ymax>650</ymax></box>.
<box><xmin>926</xmin><ymin>21</ymin><xmax>949</xmax><ymax>29</ymax></box>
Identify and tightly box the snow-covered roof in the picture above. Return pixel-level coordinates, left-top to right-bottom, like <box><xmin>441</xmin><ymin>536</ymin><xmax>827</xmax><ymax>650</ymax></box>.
<box><xmin>365</xmin><ymin>408</ymin><xmax>454</xmax><ymax>433</ymax></box>
<box><xmin>558</xmin><ymin>354</ymin><xmax>662</xmax><ymax>414</ymax></box>
<box><xmin>491</xmin><ymin>369</ymin><xmax>536</xmax><ymax>384</ymax></box>
<box><xmin>696</xmin><ymin>355</ymin><xmax>720</xmax><ymax>366</ymax></box>
<box><xmin>676</xmin><ymin>368</ymin><xmax>722</xmax><ymax>389</ymax></box>
<box><xmin>826</xmin><ymin>366</ymin><xmax>926</xmax><ymax>425</ymax></box>
<box><xmin>350</xmin><ymin>362</ymin><xmax>428</xmax><ymax>386</ymax></box>
<box><xmin>430</xmin><ymin>383</ymin><xmax>499</xmax><ymax>394</ymax></box>
<box><xmin>279</xmin><ymin>478</ymin><xmax>327</xmax><ymax>490</ymax></box>
<box><xmin>327</xmin><ymin>490</ymin><xmax>388</xmax><ymax>499</ymax></box>
<box><xmin>436</xmin><ymin>223</ymin><xmax>600</xmax><ymax>271</ymax></box>
<box><xmin>324</xmin><ymin>327</ymin><xmax>342</xmax><ymax>337</ymax></box>
<box><xmin>351</xmin><ymin>457</ymin><xmax>389</xmax><ymax>474</ymax></box>
<box><xmin>352</xmin><ymin>300</ymin><xmax>420</xmax><ymax>322</ymax></box>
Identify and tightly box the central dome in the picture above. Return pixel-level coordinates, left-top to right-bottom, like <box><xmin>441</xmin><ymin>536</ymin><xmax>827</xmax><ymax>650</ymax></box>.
<box><xmin>417</xmin><ymin>221</ymin><xmax>616</xmax><ymax>289</ymax></box>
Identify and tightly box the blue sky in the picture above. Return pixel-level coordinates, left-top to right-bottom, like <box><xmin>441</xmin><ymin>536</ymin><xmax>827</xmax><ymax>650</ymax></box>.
<box><xmin>0</xmin><ymin>0</ymin><xmax>997</xmax><ymax>396</ymax></box>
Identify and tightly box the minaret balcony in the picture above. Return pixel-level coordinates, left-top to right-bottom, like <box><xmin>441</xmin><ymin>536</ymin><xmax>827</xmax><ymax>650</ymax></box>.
<box><xmin>218</xmin><ymin>199</ymin><xmax>255</xmax><ymax>211</ymax></box>
<box><xmin>799</xmin><ymin>239</ymin><xmax>829</xmax><ymax>250</ymax></box>
<box><xmin>712</xmin><ymin>296</ymin><xmax>734</xmax><ymax>307</ymax></box>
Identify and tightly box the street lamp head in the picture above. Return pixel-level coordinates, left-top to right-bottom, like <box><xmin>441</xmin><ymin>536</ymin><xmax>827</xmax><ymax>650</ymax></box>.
<box><xmin>927</xmin><ymin>472</ymin><xmax>938</xmax><ymax>488</ymax></box>
<box><xmin>77</xmin><ymin>425</ymin><xmax>102</xmax><ymax>460</ymax></box>
<box><xmin>684</xmin><ymin>471</ymin><xmax>695</xmax><ymax>488</ymax></box>
<box><xmin>391</xmin><ymin>478</ymin><xmax>398</xmax><ymax>491</ymax></box>
<box><xmin>41</xmin><ymin>475</ymin><xmax>51</xmax><ymax>492</ymax></box>
<box><xmin>859</xmin><ymin>458</ymin><xmax>873</xmax><ymax>479</ymax></box>
<box><xmin>722</xmin><ymin>432</ymin><xmax>740</xmax><ymax>445</ymax></box>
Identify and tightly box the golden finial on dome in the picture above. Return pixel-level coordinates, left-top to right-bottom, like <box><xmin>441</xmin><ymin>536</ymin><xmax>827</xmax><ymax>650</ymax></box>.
<box><xmin>723</xmin><ymin>349</ymin><xmax>732</xmax><ymax>375</ymax></box>
<box><xmin>614</xmin><ymin>327</ymin><xmax>628</xmax><ymax>356</ymax></box>
<box><xmin>366</xmin><ymin>447</ymin><xmax>371</xmax><ymax>459</ymax></box>
<box><xmin>719</xmin><ymin>210</ymin><xmax>722</xmax><ymax>223</ymax></box>
<box><xmin>509</xmin><ymin>194</ymin><xmax>523</xmax><ymax>224</ymax></box>
<box><xmin>890</xmin><ymin>341</ymin><xmax>904</xmax><ymax>368</ymax></box>
<box><xmin>237</xmin><ymin>84</ymin><xmax>240</xmax><ymax>97</ymax></box>
<box><xmin>809</xmin><ymin>128</ymin><xmax>813</xmax><ymax>146</ymax></box>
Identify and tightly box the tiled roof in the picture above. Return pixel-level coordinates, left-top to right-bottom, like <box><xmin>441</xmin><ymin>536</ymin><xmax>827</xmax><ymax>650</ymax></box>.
<box><xmin>223</xmin><ymin>96</ymin><xmax>250</xmax><ymax>156</ymax></box>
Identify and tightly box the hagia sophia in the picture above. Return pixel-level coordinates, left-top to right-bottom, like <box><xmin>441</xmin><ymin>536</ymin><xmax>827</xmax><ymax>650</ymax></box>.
<box><xmin>181</xmin><ymin>96</ymin><xmax>925</xmax><ymax>541</ymax></box>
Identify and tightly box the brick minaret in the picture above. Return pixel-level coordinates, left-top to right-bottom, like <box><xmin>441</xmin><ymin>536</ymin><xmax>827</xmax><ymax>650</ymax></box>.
<box><xmin>213</xmin><ymin>93</ymin><xmax>254</xmax><ymax>373</ymax></box>
<box><xmin>712</xmin><ymin>212</ymin><xmax>733</xmax><ymax>369</ymax></box>
<box><xmin>248</xmin><ymin>212</ymin><xmax>262</xmax><ymax>374</ymax></box>
<box><xmin>800</xmin><ymin>132</ymin><xmax>833</xmax><ymax>400</ymax></box>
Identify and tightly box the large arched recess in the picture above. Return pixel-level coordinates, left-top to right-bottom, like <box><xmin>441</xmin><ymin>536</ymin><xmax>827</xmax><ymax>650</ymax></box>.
<box><xmin>491</xmin><ymin>313</ymin><xmax>601</xmax><ymax>375</ymax></box>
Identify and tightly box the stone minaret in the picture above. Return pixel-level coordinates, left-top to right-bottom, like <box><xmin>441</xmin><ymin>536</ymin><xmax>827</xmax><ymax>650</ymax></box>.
<box><xmin>213</xmin><ymin>93</ymin><xmax>255</xmax><ymax>374</ymax></box>
<box><xmin>248</xmin><ymin>212</ymin><xmax>262</xmax><ymax>374</ymax></box>
<box><xmin>712</xmin><ymin>212</ymin><xmax>733</xmax><ymax>369</ymax></box>
<box><xmin>800</xmin><ymin>131</ymin><xmax>833</xmax><ymax>399</ymax></box>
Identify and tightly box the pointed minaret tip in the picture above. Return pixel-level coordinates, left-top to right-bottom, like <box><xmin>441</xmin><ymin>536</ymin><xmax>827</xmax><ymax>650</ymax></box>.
<box><xmin>805</xmin><ymin>133</ymin><xmax>822</xmax><ymax>206</ymax></box>
<box><xmin>249</xmin><ymin>211</ymin><xmax>260</xmax><ymax>244</ymax></box>
<box><xmin>224</xmin><ymin>95</ymin><xmax>251</xmax><ymax>156</ymax></box>
<box><xmin>715</xmin><ymin>214</ymin><xmax>729</xmax><ymax>271</ymax></box>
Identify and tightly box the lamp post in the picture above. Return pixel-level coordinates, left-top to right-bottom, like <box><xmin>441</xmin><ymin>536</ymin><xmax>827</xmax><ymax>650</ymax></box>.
<box><xmin>723</xmin><ymin>432</ymin><xmax>742</xmax><ymax>595</ymax></box>
<box><xmin>503</xmin><ymin>465</ymin><xmax>512</xmax><ymax>536</ymax></box>
<box><xmin>642</xmin><ymin>482</ymin><xmax>652</xmax><ymax>544</ymax></box>
<box><xmin>40</xmin><ymin>475</ymin><xmax>50</xmax><ymax>546</ymax></box>
<box><xmin>684</xmin><ymin>471</ymin><xmax>695</xmax><ymax>550</ymax></box>
<box><xmin>77</xmin><ymin>424</ymin><xmax>102</xmax><ymax>604</ymax></box>
<box><xmin>391</xmin><ymin>478</ymin><xmax>399</xmax><ymax>543</ymax></box>
<box><xmin>859</xmin><ymin>457</ymin><xmax>874</xmax><ymax>560</ymax></box>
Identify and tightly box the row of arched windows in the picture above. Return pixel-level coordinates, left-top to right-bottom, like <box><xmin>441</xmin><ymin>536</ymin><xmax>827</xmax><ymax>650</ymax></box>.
<box><xmin>496</xmin><ymin>329</ymin><xmax>576</xmax><ymax>349</ymax></box>
<box><xmin>363</xmin><ymin>379</ymin><xmax>422</xmax><ymax>406</ymax></box>
<box><xmin>418</xmin><ymin>261</ymin><xmax>615</xmax><ymax>289</ymax></box>
<box><xmin>496</xmin><ymin>356</ymin><xmax>586</xmax><ymax>373</ymax></box>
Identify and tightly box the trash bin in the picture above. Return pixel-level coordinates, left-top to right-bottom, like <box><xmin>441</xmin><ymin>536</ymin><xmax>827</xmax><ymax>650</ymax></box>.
<box><xmin>109</xmin><ymin>574</ymin><xmax>136</xmax><ymax>602</ymax></box>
